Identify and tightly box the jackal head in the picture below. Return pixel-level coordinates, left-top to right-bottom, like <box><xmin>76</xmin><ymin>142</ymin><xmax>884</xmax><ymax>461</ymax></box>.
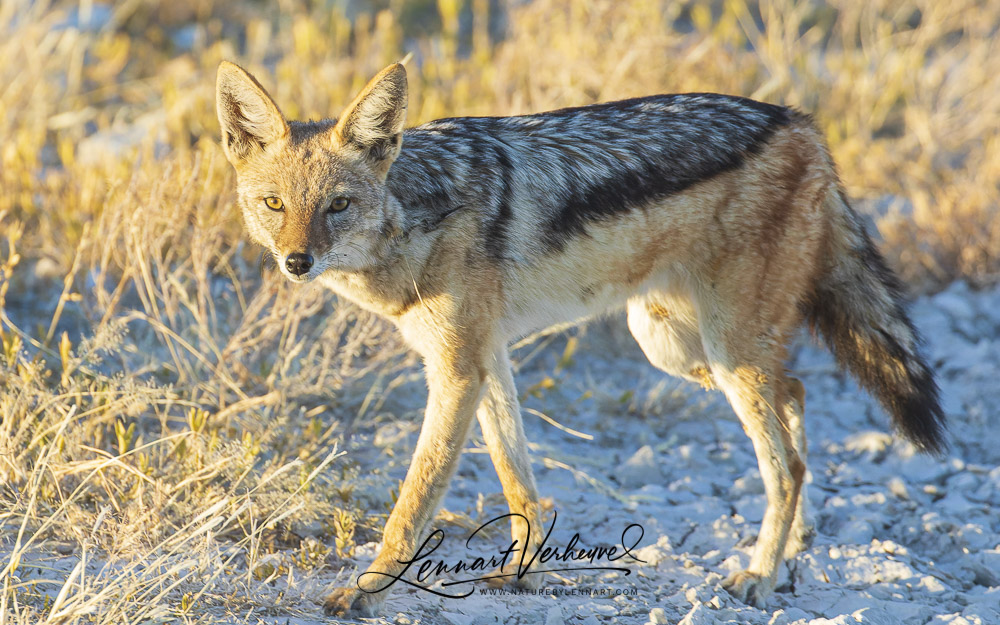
<box><xmin>216</xmin><ymin>61</ymin><xmax>407</xmax><ymax>282</ymax></box>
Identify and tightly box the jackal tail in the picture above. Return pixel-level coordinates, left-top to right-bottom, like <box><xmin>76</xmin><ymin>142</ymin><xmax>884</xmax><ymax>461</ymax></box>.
<box><xmin>807</xmin><ymin>190</ymin><xmax>946</xmax><ymax>454</ymax></box>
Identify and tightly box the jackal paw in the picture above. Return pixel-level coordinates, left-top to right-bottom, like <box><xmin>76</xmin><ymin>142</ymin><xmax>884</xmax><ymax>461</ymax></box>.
<box><xmin>784</xmin><ymin>522</ymin><xmax>816</xmax><ymax>558</ymax></box>
<box><xmin>322</xmin><ymin>587</ymin><xmax>383</xmax><ymax>618</ymax></box>
<box><xmin>722</xmin><ymin>570</ymin><xmax>773</xmax><ymax>608</ymax></box>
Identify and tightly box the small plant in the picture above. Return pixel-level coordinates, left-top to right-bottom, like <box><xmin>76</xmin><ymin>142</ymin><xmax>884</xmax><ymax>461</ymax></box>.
<box><xmin>187</xmin><ymin>407</ymin><xmax>210</xmax><ymax>434</ymax></box>
<box><xmin>295</xmin><ymin>536</ymin><xmax>331</xmax><ymax>571</ymax></box>
<box><xmin>332</xmin><ymin>508</ymin><xmax>357</xmax><ymax>559</ymax></box>
<box><xmin>114</xmin><ymin>419</ymin><xmax>136</xmax><ymax>455</ymax></box>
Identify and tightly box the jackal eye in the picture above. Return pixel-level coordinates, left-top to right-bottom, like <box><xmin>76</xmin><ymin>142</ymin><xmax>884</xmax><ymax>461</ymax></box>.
<box><xmin>264</xmin><ymin>197</ymin><xmax>284</xmax><ymax>211</ymax></box>
<box><xmin>329</xmin><ymin>197</ymin><xmax>351</xmax><ymax>213</ymax></box>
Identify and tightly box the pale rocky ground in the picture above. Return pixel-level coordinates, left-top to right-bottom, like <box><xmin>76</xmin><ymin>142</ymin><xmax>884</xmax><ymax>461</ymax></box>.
<box><xmin>270</xmin><ymin>280</ymin><xmax>1000</xmax><ymax>625</ymax></box>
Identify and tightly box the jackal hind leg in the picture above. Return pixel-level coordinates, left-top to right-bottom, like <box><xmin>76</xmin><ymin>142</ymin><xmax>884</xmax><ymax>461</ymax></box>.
<box><xmin>783</xmin><ymin>376</ymin><xmax>814</xmax><ymax>557</ymax></box>
<box><xmin>698</xmin><ymin>310</ymin><xmax>805</xmax><ymax>607</ymax></box>
<box><xmin>476</xmin><ymin>348</ymin><xmax>545</xmax><ymax>590</ymax></box>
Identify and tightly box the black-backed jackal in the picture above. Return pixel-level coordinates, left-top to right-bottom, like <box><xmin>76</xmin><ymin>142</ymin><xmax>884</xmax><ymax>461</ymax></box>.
<box><xmin>216</xmin><ymin>61</ymin><xmax>945</xmax><ymax>617</ymax></box>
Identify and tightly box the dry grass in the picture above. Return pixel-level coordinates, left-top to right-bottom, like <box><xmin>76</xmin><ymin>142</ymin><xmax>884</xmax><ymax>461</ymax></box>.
<box><xmin>0</xmin><ymin>0</ymin><xmax>997</xmax><ymax>621</ymax></box>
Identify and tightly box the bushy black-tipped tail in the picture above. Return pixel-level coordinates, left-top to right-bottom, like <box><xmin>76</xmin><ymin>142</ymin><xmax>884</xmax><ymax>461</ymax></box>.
<box><xmin>806</xmin><ymin>191</ymin><xmax>946</xmax><ymax>454</ymax></box>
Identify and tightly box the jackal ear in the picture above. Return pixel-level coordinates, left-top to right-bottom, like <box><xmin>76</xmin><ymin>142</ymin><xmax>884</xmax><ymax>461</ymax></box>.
<box><xmin>216</xmin><ymin>61</ymin><xmax>289</xmax><ymax>165</ymax></box>
<box><xmin>333</xmin><ymin>63</ymin><xmax>408</xmax><ymax>179</ymax></box>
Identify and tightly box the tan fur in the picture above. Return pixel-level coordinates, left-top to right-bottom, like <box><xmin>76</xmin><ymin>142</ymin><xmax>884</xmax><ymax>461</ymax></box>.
<box><xmin>216</xmin><ymin>62</ymin><xmax>919</xmax><ymax>617</ymax></box>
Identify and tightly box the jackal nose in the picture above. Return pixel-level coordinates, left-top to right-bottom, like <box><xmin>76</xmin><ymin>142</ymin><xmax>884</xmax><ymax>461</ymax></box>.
<box><xmin>285</xmin><ymin>253</ymin><xmax>314</xmax><ymax>276</ymax></box>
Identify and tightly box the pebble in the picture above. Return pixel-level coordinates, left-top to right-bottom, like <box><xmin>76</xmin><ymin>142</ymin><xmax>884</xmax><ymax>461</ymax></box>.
<box><xmin>544</xmin><ymin>606</ymin><xmax>564</xmax><ymax>625</ymax></box>
<box><xmin>617</xmin><ymin>445</ymin><xmax>664</xmax><ymax>489</ymax></box>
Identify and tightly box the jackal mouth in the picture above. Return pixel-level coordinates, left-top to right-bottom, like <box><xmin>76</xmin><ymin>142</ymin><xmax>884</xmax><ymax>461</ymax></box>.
<box><xmin>282</xmin><ymin>273</ymin><xmax>315</xmax><ymax>284</ymax></box>
<box><xmin>278</xmin><ymin>265</ymin><xmax>320</xmax><ymax>283</ymax></box>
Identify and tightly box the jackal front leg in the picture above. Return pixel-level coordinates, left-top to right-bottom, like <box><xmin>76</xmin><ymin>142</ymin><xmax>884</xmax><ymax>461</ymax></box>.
<box><xmin>323</xmin><ymin>355</ymin><xmax>484</xmax><ymax>618</ymax></box>
<box><xmin>476</xmin><ymin>349</ymin><xmax>544</xmax><ymax>589</ymax></box>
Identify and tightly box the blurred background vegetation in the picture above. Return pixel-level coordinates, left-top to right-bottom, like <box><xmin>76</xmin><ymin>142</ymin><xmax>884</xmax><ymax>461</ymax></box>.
<box><xmin>0</xmin><ymin>0</ymin><xmax>997</xmax><ymax>621</ymax></box>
